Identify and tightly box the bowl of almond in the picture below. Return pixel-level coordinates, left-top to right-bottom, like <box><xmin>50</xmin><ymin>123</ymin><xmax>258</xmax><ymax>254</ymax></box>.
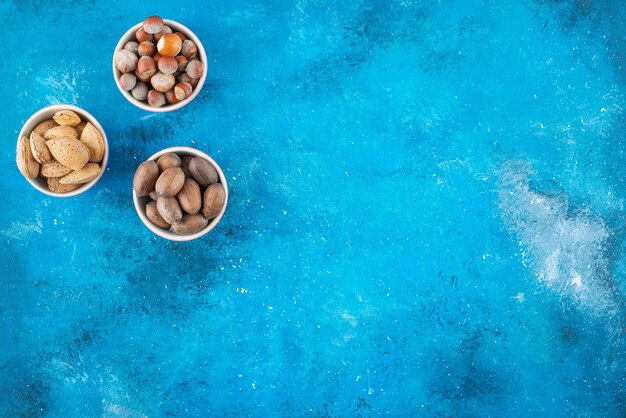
<box><xmin>113</xmin><ymin>16</ymin><xmax>207</xmax><ymax>112</ymax></box>
<box><xmin>132</xmin><ymin>146</ymin><xmax>228</xmax><ymax>241</ymax></box>
<box><xmin>16</xmin><ymin>104</ymin><xmax>108</xmax><ymax>197</ymax></box>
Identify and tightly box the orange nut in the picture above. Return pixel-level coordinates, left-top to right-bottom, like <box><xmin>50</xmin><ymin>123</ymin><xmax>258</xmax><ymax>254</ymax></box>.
<box><xmin>157</xmin><ymin>33</ymin><xmax>182</xmax><ymax>57</ymax></box>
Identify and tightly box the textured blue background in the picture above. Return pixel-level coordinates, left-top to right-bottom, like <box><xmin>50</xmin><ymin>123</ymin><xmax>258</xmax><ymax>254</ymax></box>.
<box><xmin>1</xmin><ymin>0</ymin><xmax>625</xmax><ymax>416</ymax></box>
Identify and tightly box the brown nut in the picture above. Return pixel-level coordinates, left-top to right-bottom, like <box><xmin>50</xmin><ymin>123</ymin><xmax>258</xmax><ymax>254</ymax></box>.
<box><xmin>45</xmin><ymin>138</ymin><xmax>89</xmax><ymax>171</ymax></box>
<box><xmin>156</xmin><ymin>153</ymin><xmax>181</xmax><ymax>172</ymax></box>
<box><xmin>30</xmin><ymin>131</ymin><xmax>52</xmax><ymax>164</ymax></box>
<box><xmin>59</xmin><ymin>163</ymin><xmax>101</xmax><ymax>185</ymax></box>
<box><xmin>40</xmin><ymin>161</ymin><xmax>72</xmax><ymax>178</ymax></box>
<box><xmin>32</xmin><ymin>119</ymin><xmax>58</xmax><ymax>136</ymax></box>
<box><xmin>181</xmin><ymin>40</ymin><xmax>198</xmax><ymax>59</ymax></box>
<box><xmin>185</xmin><ymin>59</ymin><xmax>203</xmax><ymax>79</ymax></box>
<box><xmin>16</xmin><ymin>135</ymin><xmax>40</xmax><ymax>179</ymax></box>
<box><xmin>177</xmin><ymin>178</ymin><xmax>202</xmax><ymax>215</ymax></box>
<box><xmin>157</xmin><ymin>196</ymin><xmax>183</xmax><ymax>225</ymax></box>
<box><xmin>189</xmin><ymin>156</ymin><xmax>218</xmax><ymax>187</ymax></box>
<box><xmin>149</xmin><ymin>190</ymin><xmax>159</xmax><ymax>201</ymax></box>
<box><xmin>176</xmin><ymin>55</ymin><xmax>188</xmax><ymax>72</ymax></box>
<box><xmin>174</xmin><ymin>82</ymin><xmax>193</xmax><ymax>101</ymax></box>
<box><xmin>177</xmin><ymin>73</ymin><xmax>198</xmax><ymax>88</ymax></box>
<box><xmin>155</xmin><ymin>167</ymin><xmax>185</xmax><ymax>198</ymax></box>
<box><xmin>47</xmin><ymin>177</ymin><xmax>80</xmax><ymax>193</ymax></box>
<box><xmin>143</xmin><ymin>16</ymin><xmax>164</xmax><ymax>35</ymax></box>
<box><xmin>202</xmin><ymin>183</ymin><xmax>226</xmax><ymax>219</ymax></box>
<box><xmin>123</xmin><ymin>41</ymin><xmax>139</xmax><ymax>54</ymax></box>
<box><xmin>80</xmin><ymin>122</ymin><xmax>105</xmax><ymax>163</ymax></box>
<box><xmin>119</xmin><ymin>73</ymin><xmax>137</xmax><ymax>91</ymax></box>
<box><xmin>152</xmin><ymin>53</ymin><xmax>161</xmax><ymax>63</ymax></box>
<box><xmin>157</xmin><ymin>33</ymin><xmax>182</xmax><ymax>57</ymax></box>
<box><xmin>115</xmin><ymin>49</ymin><xmax>138</xmax><ymax>73</ymax></box>
<box><xmin>150</xmin><ymin>71</ymin><xmax>176</xmax><ymax>93</ymax></box>
<box><xmin>43</xmin><ymin>125</ymin><xmax>79</xmax><ymax>140</ymax></box>
<box><xmin>180</xmin><ymin>155</ymin><xmax>193</xmax><ymax>177</ymax></box>
<box><xmin>146</xmin><ymin>200</ymin><xmax>170</xmax><ymax>228</ymax></box>
<box><xmin>137</xmin><ymin>41</ymin><xmax>156</xmax><ymax>57</ymax></box>
<box><xmin>157</xmin><ymin>56</ymin><xmax>178</xmax><ymax>75</ymax></box>
<box><xmin>147</xmin><ymin>90</ymin><xmax>166</xmax><ymax>107</ymax></box>
<box><xmin>133</xmin><ymin>160</ymin><xmax>159</xmax><ymax>196</ymax></box>
<box><xmin>131</xmin><ymin>81</ymin><xmax>149</xmax><ymax>101</ymax></box>
<box><xmin>137</xmin><ymin>56</ymin><xmax>157</xmax><ymax>80</ymax></box>
<box><xmin>173</xmin><ymin>32</ymin><xmax>187</xmax><ymax>42</ymax></box>
<box><xmin>164</xmin><ymin>89</ymin><xmax>179</xmax><ymax>104</ymax></box>
<box><xmin>154</xmin><ymin>25</ymin><xmax>172</xmax><ymax>43</ymax></box>
<box><xmin>135</xmin><ymin>27</ymin><xmax>153</xmax><ymax>43</ymax></box>
<box><xmin>53</xmin><ymin>110</ymin><xmax>81</xmax><ymax>127</ymax></box>
<box><xmin>170</xmin><ymin>214</ymin><xmax>208</xmax><ymax>235</ymax></box>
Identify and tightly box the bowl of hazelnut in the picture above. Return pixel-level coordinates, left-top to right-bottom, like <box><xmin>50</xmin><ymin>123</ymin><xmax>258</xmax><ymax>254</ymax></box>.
<box><xmin>132</xmin><ymin>146</ymin><xmax>228</xmax><ymax>241</ymax></box>
<box><xmin>113</xmin><ymin>16</ymin><xmax>207</xmax><ymax>112</ymax></box>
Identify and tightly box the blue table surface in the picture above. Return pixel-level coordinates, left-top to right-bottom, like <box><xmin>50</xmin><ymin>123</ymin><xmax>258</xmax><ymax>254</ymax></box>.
<box><xmin>1</xmin><ymin>0</ymin><xmax>625</xmax><ymax>416</ymax></box>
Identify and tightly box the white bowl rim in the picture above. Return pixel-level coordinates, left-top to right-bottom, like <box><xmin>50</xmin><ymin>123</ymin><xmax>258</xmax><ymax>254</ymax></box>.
<box><xmin>112</xmin><ymin>19</ymin><xmax>208</xmax><ymax>113</ymax></box>
<box><xmin>132</xmin><ymin>146</ymin><xmax>228</xmax><ymax>242</ymax></box>
<box><xmin>16</xmin><ymin>104</ymin><xmax>109</xmax><ymax>198</ymax></box>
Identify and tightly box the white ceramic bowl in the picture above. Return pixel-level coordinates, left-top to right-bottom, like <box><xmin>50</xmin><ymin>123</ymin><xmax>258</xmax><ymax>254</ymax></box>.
<box><xmin>112</xmin><ymin>19</ymin><xmax>207</xmax><ymax>112</ymax></box>
<box><xmin>132</xmin><ymin>146</ymin><xmax>228</xmax><ymax>241</ymax></box>
<box><xmin>16</xmin><ymin>104</ymin><xmax>108</xmax><ymax>198</ymax></box>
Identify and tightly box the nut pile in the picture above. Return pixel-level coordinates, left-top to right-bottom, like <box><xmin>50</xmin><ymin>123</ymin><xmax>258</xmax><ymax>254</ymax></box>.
<box><xmin>114</xmin><ymin>16</ymin><xmax>204</xmax><ymax>108</ymax></box>
<box><xmin>17</xmin><ymin>110</ymin><xmax>105</xmax><ymax>193</ymax></box>
<box><xmin>133</xmin><ymin>153</ymin><xmax>226</xmax><ymax>235</ymax></box>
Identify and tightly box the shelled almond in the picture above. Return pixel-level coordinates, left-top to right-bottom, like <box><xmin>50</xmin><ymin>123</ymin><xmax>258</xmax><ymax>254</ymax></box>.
<box><xmin>133</xmin><ymin>152</ymin><xmax>225</xmax><ymax>235</ymax></box>
<box><xmin>17</xmin><ymin>109</ymin><xmax>105</xmax><ymax>193</ymax></box>
<box><xmin>115</xmin><ymin>16</ymin><xmax>204</xmax><ymax>108</ymax></box>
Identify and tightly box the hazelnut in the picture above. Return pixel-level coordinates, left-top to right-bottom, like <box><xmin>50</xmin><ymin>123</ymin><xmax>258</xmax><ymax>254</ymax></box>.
<box><xmin>185</xmin><ymin>59</ymin><xmax>203</xmax><ymax>79</ymax></box>
<box><xmin>123</xmin><ymin>41</ymin><xmax>139</xmax><ymax>54</ymax></box>
<box><xmin>147</xmin><ymin>90</ymin><xmax>166</xmax><ymax>107</ymax></box>
<box><xmin>138</xmin><ymin>41</ymin><xmax>156</xmax><ymax>57</ymax></box>
<box><xmin>137</xmin><ymin>56</ymin><xmax>157</xmax><ymax>80</ymax></box>
<box><xmin>174</xmin><ymin>82</ymin><xmax>193</xmax><ymax>101</ymax></box>
<box><xmin>143</xmin><ymin>16</ymin><xmax>164</xmax><ymax>35</ymax></box>
<box><xmin>120</xmin><ymin>73</ymin><xmax>137</xmax><ymax>91</ymax></box>
<box><xmin>150</xmin><ymin>71</ymin><xmax>176</xmax><ymax>93</ymax></box>
<box><xmin>177</xmin><ymin>73</ymin><xmax>198</xmax><ymax>88</ymax></box>
<box><xmin>135</xmin><ymin>27</ymin><xmax>153</xmax><ymax>43</ymax></box>
<box><xmin>157</xmin><ymin>33</ymin><xmax>182</xmax><ymax>57</ymax></box>
<box><xmin>152</xmin><ymin>53</ymin><xmax>161</xmax><ymax>63</ymax></box>
<box><xmin>176</xmin><ymin>55</ymin><xmax>188</xmax><ymax>72</ymax></box>
<box><xmin>181</xmin><ymin>40</ymin><xmax>198</xmax><ymax>59</ymax></box>
<box><xmin>157</xmin><ymin>56</ymin><xmax>178</xmax><ymax>75</ymax></box>
<box><xmin>115</xmin><ymin>49</ymin><xmax>138</xmax><ymax>73</ymax></box>
<box><xmin>131</xmin><ymin>81</ymin><xmax>149</xmax><ymax>101</ymax></box>
<box><xmin>173</xmin><ymin>32</ymin><xmax>187</xmax><ymax>42</ymax></box>
<box><xmin>154</xmin><ymin>25</ymin><xmax>172</xmax><ymax>43</ymax></box>
<box><xmin>165</xmin><ymin>89</ymin><xmax>180</xmax><ymax>104</ymax></box>
<box><xmin>135</xmin><ymin>69</ymin><xmax>150</xmax><ymax>83</ymax></box>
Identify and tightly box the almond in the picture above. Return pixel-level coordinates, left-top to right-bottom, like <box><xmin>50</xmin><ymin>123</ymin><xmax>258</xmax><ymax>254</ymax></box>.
<box><xmin>133</xmin><ymin>160</ymin><xmax>160</xmax><ymax>196</ymax></box>
<box><xmin>32</xmin><ymin>119</ymin><xmax>59</xmax><ymax>136</ymax></box>
<box><xmin>202</xmin><ymin>183</ymin><xmax>226</xmax><ymax>219</ymax></box>
<box><xmin>59</xmin><ymin>163</ymin><xmax>101</xmax><ymax>184</ymax></box>
<box><xmin>146</xmin><ymin>201</ymin><xmax>170</xmax><ymax>228</ymax></box>
<box><xmin>53</xmin><ymin>110</ymin><xmax>81</xmax><ymax>127</ymax></box>
<box><xmin>46</xmin><ymin>137</ymin><xmax>90</xmax><ymax>171</ymax></box>
<box><xmin>29</xmin><ymin>132</ymin><xmax>52</xmax><ymax>163</ymax></box>
<box><xmin>47</xmin><ymin>177</ymin><xmax>80</xmax><ymax>193</ymax></box>
<box><xmin>40</xmin><ymin>161</ymin><xmax>73</xmax><ymax>178</ymax></box>
<box><xmin>16</xmin><ymin>135</ymin><xmax>40</xmax><ymax>179</ymax></box>
<box><xmin>155</xmin><ymin>167</ymin><xmax>185</xmax><ymax>198</ymax></box>
<box><xmin>80</xmin><ymin>122</ymin><xmax>105</xmax><ymax>163</ymax></box>
<box><xmin>43</xmin><ymin>125</ymin><xmax>79</xmax><ymax>140</ymax></box>
<box><xmin>170</xmin><ymin>214</ymin><xmax>208</xmax><ymax>235</ymax></box>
